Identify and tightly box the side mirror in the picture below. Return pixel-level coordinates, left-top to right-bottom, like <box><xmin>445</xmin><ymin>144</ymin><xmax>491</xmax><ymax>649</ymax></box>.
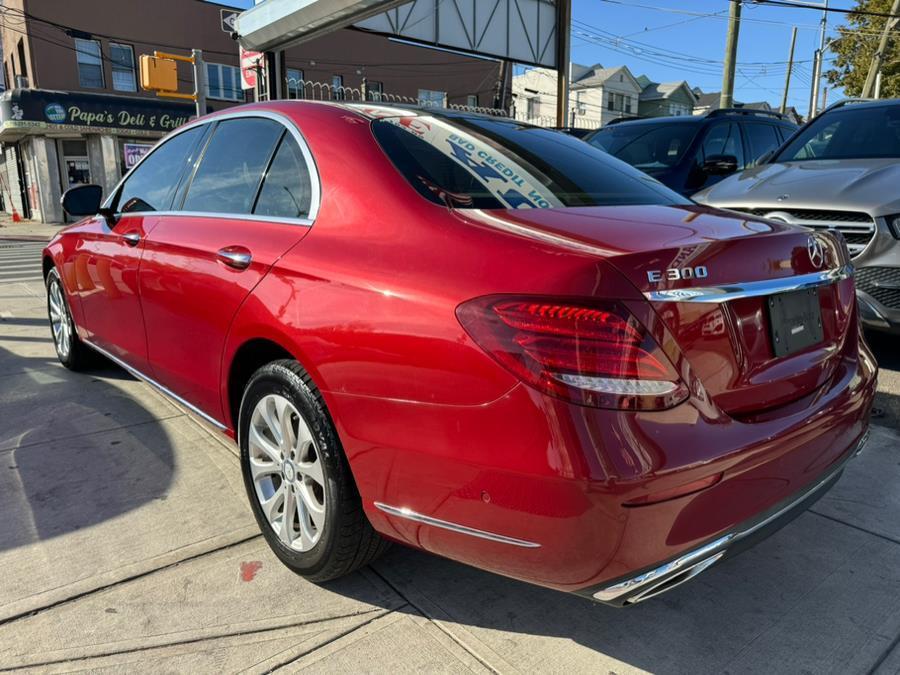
<box><xmin>61</xmin><ymin>184</ymin><xmax>103</xmax><ymax>217</ymax></box>
<box><xmin>701</xmin><ymin>154</ymin><xmax>738</xmax><ymax>175</ymax></box>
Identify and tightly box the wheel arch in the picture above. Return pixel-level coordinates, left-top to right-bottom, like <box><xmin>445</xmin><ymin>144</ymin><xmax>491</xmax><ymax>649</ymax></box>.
<box><xmin>225</xmin><ymin>336</ymin><xmax>297</xmax><ymax>433</ymax></box>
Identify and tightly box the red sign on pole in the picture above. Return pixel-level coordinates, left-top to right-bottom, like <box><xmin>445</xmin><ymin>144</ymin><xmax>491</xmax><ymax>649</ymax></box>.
<box><xmin>240</xmin><ymin>47</ymin><xmax>264</xmax><ymax>90</ymax></box>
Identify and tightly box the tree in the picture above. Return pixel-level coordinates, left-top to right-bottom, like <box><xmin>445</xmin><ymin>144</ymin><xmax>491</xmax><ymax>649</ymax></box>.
<box><xmin>826</xmin><ymin>0</ymin><xmax>900</xmax><ymax>98</ymax></box>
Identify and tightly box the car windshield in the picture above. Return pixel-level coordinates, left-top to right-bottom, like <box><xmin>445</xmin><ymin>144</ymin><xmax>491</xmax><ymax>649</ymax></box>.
<box><xmin>369</xmin><ymin>111</ymin><xmax>689</xmax><ymax>210</ymax></box>
<box><xmin>775</xmin><ymin>104</ymin><xmax>900</xmax><ymax>161</ymax></box>
<box><xmin>588</xmin><ymin>122</ymin><xmax>700</xmax><ymax>171</ymax></box>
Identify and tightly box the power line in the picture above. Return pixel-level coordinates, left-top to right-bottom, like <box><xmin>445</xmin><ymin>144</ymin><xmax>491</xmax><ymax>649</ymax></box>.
<box><xmin>751</xmin><ymin>0</ymin><xmax>900</xmax><ymax>20</ymax></box>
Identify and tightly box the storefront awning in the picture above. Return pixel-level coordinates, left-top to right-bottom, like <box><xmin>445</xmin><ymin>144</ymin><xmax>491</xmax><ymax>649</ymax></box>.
<box><xmin>0</xmin><ymin>89</ymin><xmax>195</xmax><ymax>141</ymax></box>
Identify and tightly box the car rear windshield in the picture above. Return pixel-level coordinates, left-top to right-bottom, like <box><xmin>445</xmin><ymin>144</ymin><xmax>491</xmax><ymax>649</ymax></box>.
<box><xmin>370</xmin><ymin>114</ymin><xmax>689</xmax><ymax>210</ymax></box>
<box><xmin>588</xmin><ymin>122</ymin><xmax>700</xmax><ymax>171</ymax></box>
<box><xmin>775</xmin><ymin>104</ymin><xmax>900</xmax><ymax>161</ymax></box>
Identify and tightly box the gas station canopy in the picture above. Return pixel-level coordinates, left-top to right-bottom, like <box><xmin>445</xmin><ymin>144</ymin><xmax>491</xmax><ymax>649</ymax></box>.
<box><xmin>236</xmin><ymin>0</ymin><xmax>560</xmax><ymax>68</ymax></box>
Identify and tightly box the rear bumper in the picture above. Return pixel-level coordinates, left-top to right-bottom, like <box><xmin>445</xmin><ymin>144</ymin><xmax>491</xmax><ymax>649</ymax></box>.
<box><xmin>583</xmin><ymin>430</ymin><xmax>869</xmax><ymax>606</ymax></box>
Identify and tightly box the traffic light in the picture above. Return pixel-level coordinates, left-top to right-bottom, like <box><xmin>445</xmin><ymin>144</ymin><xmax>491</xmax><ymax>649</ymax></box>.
<box><xmin>139</xmin><ymin>55</ymin><xmax>178</xmax><ymax>93</ymax></box>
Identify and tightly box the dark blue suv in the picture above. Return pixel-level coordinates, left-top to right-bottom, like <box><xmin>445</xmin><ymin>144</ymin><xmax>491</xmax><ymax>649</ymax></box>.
<box><xmin>586</xmin><ymin>109</ymin><xmax>797</xmax><ymax>197</ymax></box>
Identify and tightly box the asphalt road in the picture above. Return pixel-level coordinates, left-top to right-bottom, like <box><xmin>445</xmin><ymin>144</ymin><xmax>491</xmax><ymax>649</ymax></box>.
<box><xmin>0</xmin><ymin>238</ymin><xmax>899</xmax><ymax>673</ymax></box>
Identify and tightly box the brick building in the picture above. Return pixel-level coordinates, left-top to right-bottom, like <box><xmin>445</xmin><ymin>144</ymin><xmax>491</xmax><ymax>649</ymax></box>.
<box><xmin>0</xmin><ymin>0</ymin><xmax>509</xmax><ymax>223</ymax></box>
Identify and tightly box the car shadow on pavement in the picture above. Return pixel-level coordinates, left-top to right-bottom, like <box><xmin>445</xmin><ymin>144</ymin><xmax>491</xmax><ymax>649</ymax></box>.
<box><xmin>0</xmin><ymin>346</ymin><xmax>175</xmax><ymax>554</ymax></box>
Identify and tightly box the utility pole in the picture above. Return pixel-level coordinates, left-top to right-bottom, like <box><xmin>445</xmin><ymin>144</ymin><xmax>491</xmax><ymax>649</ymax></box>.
<box><xmin>191</xmin><ymin>49</ymin><xmax>206</xmax><ymax>117</ymax></box>
<box><xmin>875</xmin><ymin>71</ymin><xmax>883</xmax><ymax>98</ymax></box>
<box><xmin>809</xmin><ymin>50</ymin><xmax>822</xmax><ymax>118</ymax></box>
<box><xmin>780</xmin><ymin>27</ymin><xmax>798</xmax><ymax>114</ymax></box>
<box><xmin>720</xmin><ymin>0</ymin><xmax>742</xmax><ymax>109</ymax></box>
<box><xmin>555</xmin><ymin>0</ymin><xmax>572</xmax><ymax>128</ymax></box>
<box><xmin>862</xmin><ymin>0</ymin><xmax>900</xmax><ymax>98</ymax></box>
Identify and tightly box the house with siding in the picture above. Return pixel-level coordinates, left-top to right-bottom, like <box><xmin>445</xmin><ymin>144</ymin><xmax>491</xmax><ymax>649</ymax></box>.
<box><xmin>511</xmin><ymin>63</ymin><xmax>641</xmax><ymax>128</ymax></box>
<box><xmin>636</xmin><ymin>77</ymin><xmax>696</xmax><ymax>117</ymax></box>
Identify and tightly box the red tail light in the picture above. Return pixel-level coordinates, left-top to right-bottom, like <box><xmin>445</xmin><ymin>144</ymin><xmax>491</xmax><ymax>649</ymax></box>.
<box><xmin>457</xmin><ymin>297</ymin><xmax>688</xmax><ymax>410</ymax></box>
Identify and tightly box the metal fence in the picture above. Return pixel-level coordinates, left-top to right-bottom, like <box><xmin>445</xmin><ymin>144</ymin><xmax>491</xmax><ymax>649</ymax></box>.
<box><xmin>285</xmin><ymin>79</ymin><xmax>509</xmax><ymax>117</ymax></box>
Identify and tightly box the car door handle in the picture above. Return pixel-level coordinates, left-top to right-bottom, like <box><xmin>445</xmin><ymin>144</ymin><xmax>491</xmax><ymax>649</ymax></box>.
<box><xmin>122</xmin><ymin>232</ymin><xmax>141</xmax><ymax>247</ymax></box>
<box><xmin>217</xmin><ymin>246</ymin><xmax>252</xmax><ymax>270</ymax></box>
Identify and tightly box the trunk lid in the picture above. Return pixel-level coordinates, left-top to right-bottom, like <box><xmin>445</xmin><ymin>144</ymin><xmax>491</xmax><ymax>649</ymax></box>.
<box><xmin>467</xmin><ymin>204</ymin><xmax>855</xmax><ymax>416</ymax></box>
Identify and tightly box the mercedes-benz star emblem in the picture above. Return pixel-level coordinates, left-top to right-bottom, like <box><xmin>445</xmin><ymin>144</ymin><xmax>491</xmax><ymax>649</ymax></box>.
<box><xmin>807</xmin><ymin>235</ymin><xmax>825</xmax><ymax>269</ymax></box>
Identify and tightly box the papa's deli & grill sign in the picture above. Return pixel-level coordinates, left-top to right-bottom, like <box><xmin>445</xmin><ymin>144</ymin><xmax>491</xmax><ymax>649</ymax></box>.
<box><xmin>0</xmin><ymin>91</ymin><xmax>192</xmax><ymax>135</ymax></box>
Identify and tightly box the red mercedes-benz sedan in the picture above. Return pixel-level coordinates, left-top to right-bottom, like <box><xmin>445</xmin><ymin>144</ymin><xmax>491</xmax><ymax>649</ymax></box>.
<box><xmin>43</xmin><ymin>102</ymin><xmax>876</xmax><ymax>605</ymax></box>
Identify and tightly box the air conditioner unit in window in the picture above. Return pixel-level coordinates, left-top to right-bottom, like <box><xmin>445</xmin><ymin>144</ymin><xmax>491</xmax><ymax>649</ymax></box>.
<box><xmin>14</xmin><ymin>75</ymin><xmax>29</xmax><ymax>89</ymax></box>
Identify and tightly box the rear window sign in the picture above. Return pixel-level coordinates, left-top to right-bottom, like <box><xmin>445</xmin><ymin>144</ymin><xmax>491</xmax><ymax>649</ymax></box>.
<box><xmin>384</xmin><ymin>116</ymin><xmax>562</xmax><ymax>209</ymax></box>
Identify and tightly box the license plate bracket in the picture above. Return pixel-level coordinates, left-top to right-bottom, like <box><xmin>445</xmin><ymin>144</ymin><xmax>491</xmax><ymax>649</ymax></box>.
<box><xmin>768</xmin><ymin>288</ymin><xmax>824</xmax><ymax>358</ymax></box>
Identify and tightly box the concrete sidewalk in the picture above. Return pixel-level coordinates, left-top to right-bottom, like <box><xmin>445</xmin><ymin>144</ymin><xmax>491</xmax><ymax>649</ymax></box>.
<box><xmin>1</xmin><ymin>272</ymin><xmax>899</xmax><ymax>673</ymax></box>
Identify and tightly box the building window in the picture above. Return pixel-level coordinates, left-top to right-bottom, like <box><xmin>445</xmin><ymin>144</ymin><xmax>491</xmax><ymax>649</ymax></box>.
<box><xmin>332</xmin><ymin>75</ymin><xmax>344</xmax><ymax>101</ymax></box>
<box><xmin>3</xmin><ymin>61</ymin><xmax>9</xmax><ymax>90</ymax></box>
<box><xmin>418</xmin><ymin>89</ymin><xmax>446</xmax><ymax>108</ymax></box>
<box><xmin>467</xmin><ymin>94</ymin><xmax>478</xmax><ymax>108</ymax></box>
<box><xmin>110</xmin><ymin>43</ymin><xmax>136</xmax><ymax>92</ymax></box>
<box><xmin>17</xmin><ymin>39</ymin><xmax>27</xmax><ymax>79</ymax></box>
<box><xmin>286</xmin><ymin>68</ymin><xmax>303</xmax><ymax>99</ymax></box>
<box><xmin>75</xmin><ymin>38</ymin><xmax>103</xmax><ymax>88</ymax></box>
<box><xmin>608</xmin><ymin>92</ymin><xmax>630</xmax><ymax>113</ymax></box>
<box><xmin>206</xmin><ymin>62</ymin><xmax>242</xmax><ymax>101</ymax></box>
<box><xmin>527</xmin><ymin>96</ymin><xmax>540</xmax><ymax>118</ymax></box>
<box><xmin>367</xmin><ymin>80</ymin><xmax>384</xmax><ymax>102</ymax></box>
<box><xmin>575</xmin><ymin>91</ymin><xmax>586</xmax><ymax>115</ymax></box>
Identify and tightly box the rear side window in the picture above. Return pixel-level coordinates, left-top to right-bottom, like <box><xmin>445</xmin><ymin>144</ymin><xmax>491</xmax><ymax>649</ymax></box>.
<box><xmin>744</xmin><ymin>123</ymin><xmax>782</xmax><ymax>164</ymax></box>
<box><xmin>182</xmin><ymin>118</ymin><xmax>282</xmax><ymax>214</ymax></box>
<box><xmin>115</xmin><ymin>126</ymin><xmax>205</xmax><ymax>213</ymax></box>
<box><xmin>253</xmin><ymin>135</ymin><xmax>313</xmax><ymax>218</ymax></box>
<box><xmin>700</xmin><ymin>122</ymin><xmax>744</xmax><ymax>167</ymax></box>
<box><xmin>372</xmin><ymin>115</ymin><xmax>688</xmax><ymax>209</ymax></box>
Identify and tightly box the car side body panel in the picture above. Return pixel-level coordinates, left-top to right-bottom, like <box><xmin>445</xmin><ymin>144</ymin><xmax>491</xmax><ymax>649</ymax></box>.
<box><xmin>139</xmin><ymin>214</ymin><xmax>310</xmax><ymax>422</ymax></box>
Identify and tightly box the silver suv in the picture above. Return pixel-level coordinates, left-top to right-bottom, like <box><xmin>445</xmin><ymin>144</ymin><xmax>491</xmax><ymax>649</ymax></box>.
<box><xmin>693</xmin><ymin>99</ymin><xmax>900</xmax><ymax>334</ymax></box>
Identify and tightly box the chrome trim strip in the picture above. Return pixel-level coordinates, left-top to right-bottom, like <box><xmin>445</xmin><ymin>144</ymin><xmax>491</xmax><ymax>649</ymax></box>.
<box><xmin>127</xmin><ymin>211</ymin><xmax>313</xmax><ymax>228</ymax></box>
<box><xmin>100</xmin><ymin>108</ymin><xmax>321</xmax><ymax>225</ymax></box>
<box><xmin>645</xmin><ymin>265</ymin><xmax>853</xmax><ymax>303</ymax></box>
<box><xmin>593</xmin><ymin>429</ymin><xmax>869</xmax><ymax>604</ymax></box>
<box><xmin>374</xmin><ymin>502</ymin><xmax>541</xmax><ymax>548</ymax></box>
<box><xmin>83</xmin><ymin>340</ymin><xmax>228</xmax><ymax>430</ymax></box>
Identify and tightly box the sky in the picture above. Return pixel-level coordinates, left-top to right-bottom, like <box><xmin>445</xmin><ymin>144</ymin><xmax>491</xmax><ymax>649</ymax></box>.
<box><xmin>210</xmin><ymin>0</ymin><xmax>859</xmax><ymax>111</ymax></box>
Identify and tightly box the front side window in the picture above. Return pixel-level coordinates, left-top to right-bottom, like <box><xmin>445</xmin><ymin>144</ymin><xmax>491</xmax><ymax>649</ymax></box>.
<box><xmin>775</xmin><ymin>104</ymin><xmax>900</xmax><ymax>161</ymax></box>
<box><xmin>372</xmin><ymin>114</ymin><xmax>687</xmax><ymax>209</ymax></box>
<box><xmin>115</xmin><ymin>126</ymin><xmax>206</xmax><ymax>213</ymax></box>
<box><xmin>254</xmin><ymin>135</ymin><xmax>312</xmax><ymax>218</ymax></box>
<box><xmin>75</xmin><ymin>38</ymin><xmax>103</xmax><ymax>89</ymax></box>
<box><xmin>182</xmin><ymin>118</ymin><xmax>282</xmax><ymax>214</ymax></box>
<box><xmin>206</xmin><ymin>63</ymin><xmax>242</xmax><ymax>101</ymax></box>
<box><xmin>590</xmin><ymin>122</ymin><xmax>700</xmax><ymax>171</ymax></box>
<box><xmin>110</xmin><ymin>43</ymin><xmax>136</xmax><ymax>92</ymax></box>
<box><xmin>700</xmin><ymin>122</ymin><xmax>744</xmax><ymax>166</ymax></box>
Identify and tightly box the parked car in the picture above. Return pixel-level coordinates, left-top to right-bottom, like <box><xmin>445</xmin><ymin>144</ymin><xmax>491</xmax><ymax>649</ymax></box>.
<box><xmin>587</xmin><ymin>109</ymin><xmax>797</xmax><ymax>196</ymax></box>
<box><xmin>44</xmin><ymin>102</ymin><xmax>874</xmax><ymax>606</ymax></box>
<box><xmin>694</xmin><ymin>99</ymin><xmax>900</xmax><ymax>334</ymax></box>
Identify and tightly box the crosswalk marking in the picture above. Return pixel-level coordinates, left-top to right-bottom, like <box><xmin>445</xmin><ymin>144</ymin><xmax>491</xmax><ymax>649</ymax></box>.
<box><xmin>0</xmin><ymin>240</ymin><xmax>45</xmax><ymax>283</ymax></box>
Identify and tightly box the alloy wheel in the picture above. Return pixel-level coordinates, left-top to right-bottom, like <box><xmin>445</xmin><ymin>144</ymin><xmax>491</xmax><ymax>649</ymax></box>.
<box><xmin>48</xmin><ymin>278</ymin><xmax>71</xmax><ymax>360</ymax></box>
<box><xmin>248</xmin><ymin>393</ymin><xmax>327</xmax><ymax>552</ymax></box>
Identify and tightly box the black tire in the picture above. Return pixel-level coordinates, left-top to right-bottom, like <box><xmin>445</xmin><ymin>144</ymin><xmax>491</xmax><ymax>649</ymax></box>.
<box><xmin>46</xmin><ymin>267</ymin><xmax>95</xmax><ymax>371</ymax></box>
<box><xmin>238</xmin><ymin>359</ymin><xmax>389</xmax><ymax>582</ymax></box>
